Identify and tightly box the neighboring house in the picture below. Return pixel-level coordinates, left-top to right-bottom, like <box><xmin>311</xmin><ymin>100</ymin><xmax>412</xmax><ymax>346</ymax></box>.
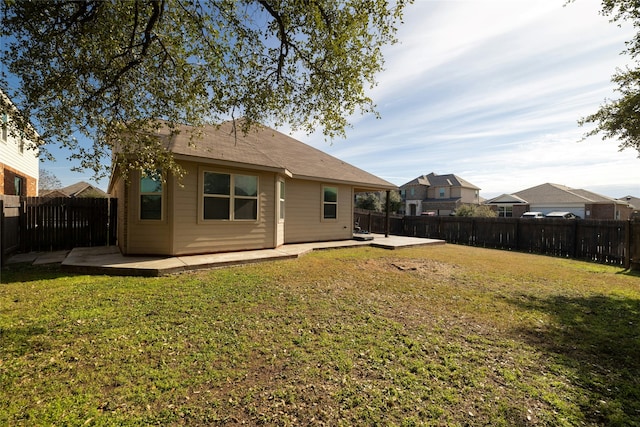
<box><xmin>399</xmin><ymin>172</ymin><xmax>481</xmax><ymax>216</ymax></box>
<box><xmin>0</xmin><ymin>90</ymin><xmax>39</xmax><ymax>196</ymax></box>
<box><xmin>618</xmin><ymin>195</ymin><xmax>640</xmax><ymax>211</ymax></box>
<box><xmin>108</xmin><ymin>120</ymin><xmax>397</xmax><ymax>256</ymax></box>
<box><xmin>41</xmin><ymin>181</ymin><xmax>108</xmax><ymax>198</ymax></box>
<box><xmin>486</xmin><ymin>183</ymin><xmax>634</xmax><ymax>220</ymax></box>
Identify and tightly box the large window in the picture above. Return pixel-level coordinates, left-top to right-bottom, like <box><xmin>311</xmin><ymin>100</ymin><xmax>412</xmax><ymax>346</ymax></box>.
<box><xmin>323</xmin><ymin>186</ymin><xmax>338</xmax><ymax>219</ymax></box>
<box><xmin>203</xmin><ymin>172</ymin><xmax>258</xmax><ymax>220</ymax></box>
<box><xmin>140</xmin><ymin>171</ymin><xmax>163</xmax><ymax>220</ymax></box>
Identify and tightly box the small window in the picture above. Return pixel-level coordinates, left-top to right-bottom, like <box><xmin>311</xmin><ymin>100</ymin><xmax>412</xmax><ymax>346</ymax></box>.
<box><xmin>279</xmin><ymin>180</ymin><xmax>285</xmax><ymax>221</ymax></box>
<box><xmin>439</xmin><ymin>188</ymin><xmax>445</xmax><ymax>198</ymax></box>
<box><xmin>323</xmin><ymin>186</ymin><xmax>338</xmax><ymax>219</ymax></box>
<box><xmin>18</xmin><ymin>136</ymin><xmax>24</xmax><ymax>154</ymax></box>
<box><xmin>203</xmin><ymin>172</ymin><xmax>258</xmax><ymax>220</ymax></box>
<box><xmin>1</xmin><ymin>113</ymin><xmax>7</xmax><ymax>143</ymax></box>
<box><xmin>140</xmin><ymin>170</ymin><xmax>163</xmax><ymax>220</ymax></box>
<box><xmin>14</xmin><ymin>176</ymin><xmax>23</xmax><ymax>196</ymax></box>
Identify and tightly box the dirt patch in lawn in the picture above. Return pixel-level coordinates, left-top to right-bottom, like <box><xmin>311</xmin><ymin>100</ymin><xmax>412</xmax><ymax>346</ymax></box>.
<box><xmin>390</xmin><ymin>258</ymin><xmax>460</xmax><ymax>279</ymax></box>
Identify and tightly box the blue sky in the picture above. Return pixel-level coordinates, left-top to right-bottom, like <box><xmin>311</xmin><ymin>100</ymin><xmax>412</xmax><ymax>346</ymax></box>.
<box><xmin>43</xmin><ymin>0</ymin><xmax>640</xmax><ymax>199</ymax></box>
<box><xmin>293</xmin><ymin>0</ymin><xmax>640</xmax><ymax>199</ymax></box>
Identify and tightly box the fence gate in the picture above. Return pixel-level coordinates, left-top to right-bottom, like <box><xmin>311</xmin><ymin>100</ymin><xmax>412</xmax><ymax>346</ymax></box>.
<box><xmin>19</xmin><ymin>197</ymin><xmax>117</xmax><ymax>253</ymax></box>
<box><xmin>0</xmin><ymin>195</ymin><xmax>21</xmax><ymax>257</ymax></box>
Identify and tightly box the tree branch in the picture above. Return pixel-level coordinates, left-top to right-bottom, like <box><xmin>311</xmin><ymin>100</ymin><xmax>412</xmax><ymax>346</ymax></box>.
<box><xmin>257</xmin><ymin>0</ymin><xmax>289</xmax><ymax>81</ymax></box>
<box><xmin>90</xmin><ymin>0</ymin><xmax>164</xmax><ymax>101</ymax></box>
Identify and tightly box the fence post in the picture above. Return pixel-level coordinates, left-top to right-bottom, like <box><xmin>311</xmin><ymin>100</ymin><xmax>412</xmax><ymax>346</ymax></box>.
<box><xmin>19</xmin><ymin>197</ymin><xmax>26</xmax><ymax>253</ymax></box>
<box><xmin>0</xmin><ymin>199</ymin><xmax>4</xmax><ymax>267</ymax></box>
<box><xmin>385</xmin><ymin>190</ymin><xmax>390</xmax><ymax>237</ymax></box>
<box><xmin>630</xmin><ymin>216</ymin><xmax>640</xmax><ymax>271</ymax></box>
<box><xmin>571</xmin><ymin>220</ymin><xmax>578</xmax><ymax>259</ymax></box>
<box><xmin>623</xmin><ymin>219</ymin><xmax>630</xmax><ymax>270</ymax></box>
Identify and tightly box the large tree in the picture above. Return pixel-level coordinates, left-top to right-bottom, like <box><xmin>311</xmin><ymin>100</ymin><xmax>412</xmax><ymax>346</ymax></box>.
<box><xmin>0</xmin><ymin>0</ymin><xmax>409</xmax><ymax>181</ymax></box>
<box><xmin>579</xmin><ymin>0</ymin><xmax>640</xmax><ymax>156</ymax></box>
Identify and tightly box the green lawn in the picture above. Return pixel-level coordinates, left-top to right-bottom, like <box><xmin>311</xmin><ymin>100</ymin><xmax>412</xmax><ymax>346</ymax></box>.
<box><xmin>1</xmin><ymin>245</ymin><xmax>639</xmax><ymax>426</ymax></box>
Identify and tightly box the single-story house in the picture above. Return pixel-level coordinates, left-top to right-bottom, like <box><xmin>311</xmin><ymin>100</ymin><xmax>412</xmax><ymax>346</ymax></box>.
<box><xmin>485</xmin><ymin>183</ymin><xmax>635</xmax><ymax>219</ymax></box>
<box><xmin>41</xmin><ymin>181</ymin><xmax>108</xmax><ymax>198</ymax></box>
<box><xmin>108</xmin><ymin>120</ymin><xmax>397</xmax><ymax>256</ymax></box>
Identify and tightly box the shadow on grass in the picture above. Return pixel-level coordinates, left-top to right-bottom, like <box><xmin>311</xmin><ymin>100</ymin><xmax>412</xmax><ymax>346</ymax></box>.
<box><xmin>617</xmin><ymin>268</ymin><xmax>640</xmax><ymax>277</ymax></box>
<box><xmin>0</xmin><ymin>324</ymin><xmax>50</xmax><ymax>357</ymax></box>
<box><xmin>0</xmin><ymin>263</ymin><xmax>77</xmax><ymax>284</ymax></box>
<box><xmin>510</xmin><ymin>294</ymin><xmax>640</xmax><ymax>425</ymax></box>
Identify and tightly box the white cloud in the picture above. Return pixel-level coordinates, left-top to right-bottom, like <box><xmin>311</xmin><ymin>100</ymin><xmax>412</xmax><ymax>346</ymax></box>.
<box><xmin>312</xmin><ymin>0</ymin><xmax>640</xmax><ymax>199</ymax></box>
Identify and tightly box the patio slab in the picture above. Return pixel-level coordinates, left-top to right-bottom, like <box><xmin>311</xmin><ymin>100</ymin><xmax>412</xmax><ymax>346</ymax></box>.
<box><xmin>51</xmin><ymin>234</ymin><xmax>444</xmax><ymax>276</ymax></box>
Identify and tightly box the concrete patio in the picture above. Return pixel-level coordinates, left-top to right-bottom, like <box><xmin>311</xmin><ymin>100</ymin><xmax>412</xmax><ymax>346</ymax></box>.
<box><xmin>52</xmin><ymin>234</ymin><xmax>444</xmax><ymax>276</ymax></box>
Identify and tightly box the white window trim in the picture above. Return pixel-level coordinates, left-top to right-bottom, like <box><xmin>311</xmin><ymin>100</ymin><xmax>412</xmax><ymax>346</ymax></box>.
<box><xmin>322</xmin><ymin>185</ymin><xmax>338</xmax><ymax>221</ymax></box>
<box><xmin>278</xmin><ymin>179</ymin><xmax>285</xmax><ymax>223</ymax></box>
<box><xmin>200</xmin><ymin>169</ymin><xmax>260</xmax><ymax>222</ymax></box>
<box><xmin>138</xmin><ymin>170</ymin><xmax>164</xmax><ymax>222</ymax></box>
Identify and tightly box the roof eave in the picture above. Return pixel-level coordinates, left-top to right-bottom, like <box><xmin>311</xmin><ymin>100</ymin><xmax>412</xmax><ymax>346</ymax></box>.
<box><xmin>173</xmin><ymin>153</ymin><xmax>289</xmax><ymax>175</ymax></box>
<box><xmin>292</xmin><ymin>173</ymin><xmax>397</xmax><ymax>191</ymax></box>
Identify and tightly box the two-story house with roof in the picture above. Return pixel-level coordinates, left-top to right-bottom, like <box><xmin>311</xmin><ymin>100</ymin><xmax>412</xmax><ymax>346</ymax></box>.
<box><xmin>399</xmin><ymin>172</ymin><xmax>481</xmax><ymax>216</ymax></box>
<box><xmin>1</xmin><ymin>90</ymin><xmax>39</xmax><ymax>196</ymax></box>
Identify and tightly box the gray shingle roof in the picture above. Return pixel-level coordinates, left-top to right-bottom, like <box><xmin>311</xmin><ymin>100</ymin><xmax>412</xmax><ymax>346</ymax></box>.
<box><xmin>400</xmin><ymin>172</ymin><xmax>480</xmax><ymax>190</ymax></box>
<box><xmin>161</xmin><ymin>121</ymin><xmax>396</xmax><ymax>190</ymax></box>
<box><xmin>485</xmin><ymin>193</ymin><xmax>528</xmax><ymax>204</ymax></box>
<box><xmin>514</xmin><ymin>183</ymin><xmax>617</xmax><ymax>204</ymax></box>
<box><xmin>61</xmin><ymin>181</ymin><xmax>108</xmax><ymax>198</ymax></box>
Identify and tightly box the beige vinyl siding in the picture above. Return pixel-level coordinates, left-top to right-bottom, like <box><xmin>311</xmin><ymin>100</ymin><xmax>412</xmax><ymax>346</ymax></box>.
<box><xmin>170</xmin><ymin>161</ymin><xmax>276</xmax><ymax>255</ymax></box>
<box><xmin>285</xmin><ymin>180</ymin><xmax>353</xmax><ymax>244</ymax></box>
<box><xmin>460</xmin><ymin>187</ymin><xmax>479</xmax><ymax>203</ymax></box>
<box><xmin>125</xmin><ymin>170</ymin><xmax>173</xmax><ymax>255</ymax></box>
<box><xmin>110</xmin><ymin>176</ymin><xmax>127</xmax><ymax>254</ymax></box>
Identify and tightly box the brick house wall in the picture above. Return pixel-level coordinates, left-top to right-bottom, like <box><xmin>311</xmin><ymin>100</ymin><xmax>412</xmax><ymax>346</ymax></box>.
<box><xmin>587</xmin><ymin>203</ymin><xmax>635</xmax><ymax>220</ymax></box>
<box><xmin>512</xmin><ymin>205</ymin><xmax>529</xmax><ymax>218</ymax></box>
<box><xmin>0</xmin><ymin>163</ymin><xmax>37</xmax><ymax>196</ymax></box>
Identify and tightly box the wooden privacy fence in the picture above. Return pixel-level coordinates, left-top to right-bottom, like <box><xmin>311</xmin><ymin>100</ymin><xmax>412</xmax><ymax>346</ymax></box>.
<box><xmin>1</xmin><ymin>197</ymin><xmax>117</xmax><ymax>256</ymax></box>
<box><xmin>354</xmin><ymin>211</ymin><xmax>639</xmax><ymax>268</ymax></box>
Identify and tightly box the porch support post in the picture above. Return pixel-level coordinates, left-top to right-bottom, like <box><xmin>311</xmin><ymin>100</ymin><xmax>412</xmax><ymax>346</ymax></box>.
<box><xmin>385</xmin><ymin>190</ymin><xmax>391</xmax><ymax>237</ymax></box>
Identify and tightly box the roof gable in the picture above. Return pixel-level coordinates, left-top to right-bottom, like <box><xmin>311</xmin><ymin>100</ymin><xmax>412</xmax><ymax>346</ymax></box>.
<box><xmin>486</xmin><ymin>193</ymin><xmax>528</xmax><ymax>204</ymax></box>
<box><xmin>400</xmin><ymin>172</ymin><xmax>480</xmax><ymax>190</ymax></box>
<box><xmin>61</xmin><ymin>181</ymin><xmax>108</xmax><ymax>198</ymax></box>
<box><xmin>155</xmin><ymin>121</ymin><xmax>396</xmax><ymax>190</ymax></box>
